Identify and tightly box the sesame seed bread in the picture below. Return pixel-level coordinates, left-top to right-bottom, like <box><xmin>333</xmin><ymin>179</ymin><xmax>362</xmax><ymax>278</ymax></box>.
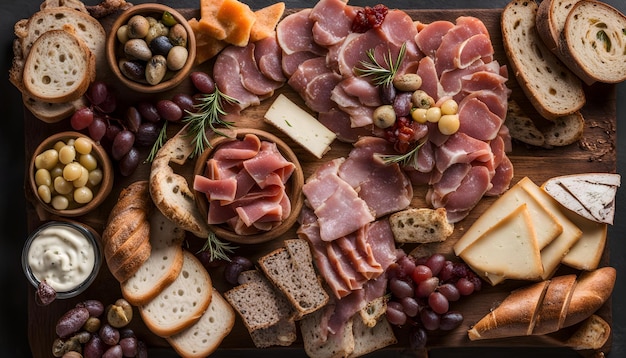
<box><xmin>501</xmin><ymin>0</ymin><xmax>585</xmax><ymax>120</ymax></box>
<box><xmin>166</xmin><ymin>290</ymin><xmax>235</xmax><ymax>358</ymax></box>
<box><xmin>258</xmin><ymin>239</ymin><xmax>329</xmax><ymax>317</ymax></box>
<box><xmin>560</xmin><ymin>0</ymin><xmax>626</xmax><ymax>84</ymax></box>
<box><xmin>121</xmin><ymin>210</ymin><xmax>185</xmax><ymax>305</ymax></box>
<box><xmin>139</xmin><ymin>250</ymin><xmax>213</xmax><ymax>337</ymax></box>
<box><xmin>22</xmin><ymin>28</ymin><xmax>95</xmax><ymax>103</ymax></box>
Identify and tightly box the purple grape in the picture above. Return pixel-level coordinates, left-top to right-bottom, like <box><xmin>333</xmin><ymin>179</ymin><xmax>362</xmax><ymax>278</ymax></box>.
<box><xmin>439</xmin><ymin>311</ymin><xmax>464</xmax><ymax>331</ymax></box>
<box><xmin>224</xmin><ymin>262</ymin><xmax>244</xmax><ymax>285</ymax></box>
<box><xmin>389</xmin><ymin>277</ymin><xmax>414</xmax><ymax>299</ymax></box>
<box><xmin>386</xmin><ymin>301</ymin><xmax>407</xmax><ymax>326</ymax></box>
<box><xmin>428</xmin><ymin>291</ymin><xmax>449</xmax><ymax>314</ymax></box>
<box><xmin>438</xmin><ymin>283</ymin><xmax>460</xmax><ymax>302</ymax></box>
<box><xmin>156</xmin><ymin>99</ymin><xmax>183</xmax><ymax>122</ymax></box>
<box><xmin>88</xmin><ymin>117</ymin><xmax>107</xmax><ymax>142</ymax></box>
<box><xmin>172</xmin><ymin>93</ymin><xmax>196</xmax><ymax>113</ymax></box>
<box><xmin>125</xmin><ymin>106</ymin><xmax>142</xmax><ymax>132</ymax></box>
<box><xmin>137</xmin><ymin>101</ymin><xmax>161</xmax><ymax>123</ymax></box>
<box><xmin>400</xmin><ymin>296</ymin><xmax>420</xmax><ymax>317</ymax></box>
<box><xmin>98</xmin><ymin>90</ymin><xmax>117</xmax><ymax>114</ymax></box>
<box><xmin>88</xmin><ymin>82</ymin><xmax>108</xmax><ymax>106</ymax></box>
<box><xmin>111</xmin><ymin>130</ymin><xmax>135</xmax><ymax>160</ymax></box>
<box><xmin>455</xmin><ymin>277</ymin><xmax>475</xmax><ymax>296</ymax></box>
<box><xmin>119</xmin><ymin>147</ymin><xmax>140</xmax><ymax>177</ymax></box>
<box><xmin>190</xmin><ymin>71</ymin><xmax>216</xmax><ymax>94</ymax></box>
<box><xmin>415</xmin><ymin>277</ymin><xmax>439</xmax><ymax>298</ymax></box>
<box><xmin>409</xmin><ymin>327</ymin><xmax>428</xmax><ymax>349</ymax></box>
<box><xmin>420</xmin><ymin>308</ymin><xmax>440</xmax><ymax>331</ymax></box>
<box><xmin>425</xmin><ymin>254</ymin><xmax>446</xmax><ymax>276</ymax></box>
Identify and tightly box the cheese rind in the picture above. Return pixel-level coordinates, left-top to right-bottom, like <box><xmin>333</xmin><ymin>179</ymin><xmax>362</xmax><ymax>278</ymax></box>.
<box><xmin>460</xmin><ymin>204</ymin><xmax>543</xmax><ymax>280</ymax></box>
<box><xmin>264</xmin><ymin>94</ymin><xmax>336</xmax><ymax>159</ymax></box>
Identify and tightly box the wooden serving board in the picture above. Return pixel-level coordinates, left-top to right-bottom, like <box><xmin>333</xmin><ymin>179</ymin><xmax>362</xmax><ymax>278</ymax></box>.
<box><xmin>24</xmin><ymin>8</ymin><xmax>616</xmax><ymax>358</ymax></box>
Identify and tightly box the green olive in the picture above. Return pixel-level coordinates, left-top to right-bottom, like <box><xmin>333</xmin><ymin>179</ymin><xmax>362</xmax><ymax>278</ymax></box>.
<box><xmin>106</xmin><ymin>298</ymin><xmax>133</xmax><ymax>328</ymax></box>
<box><xmin>126</xmin><ymin>15</ymin><xmax>150</xmax><ymax>39</ymax></box>
<box><xmin>168</xmin><ymin>23</ymin><xmax>187</xmax><ymax>47</ymax></box>
<box><xmin>372</xmin><ymin>105</ymin><xmax>396</xmax><ymax>129</ymax></box>
<box><xmin>161</xmin><ymin>11</ymin><xmax>178</xmax><ymax>26</ymax></box>
<box><xmin>411</xmin><ymin>90</ymin><xmax>435</xmax><ymax>109</ymax></box>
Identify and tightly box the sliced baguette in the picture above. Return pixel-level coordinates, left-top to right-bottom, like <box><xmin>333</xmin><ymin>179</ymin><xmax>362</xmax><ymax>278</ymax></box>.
<box><xmin>139</xmin><ymin>250</ymin><xmax>213</xmax><ymax>337</ymax></box>
<box><xmin>565</xmin><ymin>314</ymin><xmax>611</xmax><ymax>350</ymax></box>
<box><xmin>39</xmin><ymin>0</ymin><xmax>89</xmax><ymax>13</ymax></box>
<box><xmin>121</xmin><ymin>210</ymin><xmax>185</xmax><ymax>305</ymax></box>
<box><xmin>559</xmin><ymin>0</ymin><xmax>626</xmax><ymax>84</ymax></box>
<box><xmin>389</xmin><ymin>207</ymin><xmax>454</xmax><ymax>243</ymax></box>
<box><xmin>22</xmin><ymin>28</ymin><xmax>95</xmax><ymax>103</ymax></box>
<box><xmin>501</xmin><ymin>0</ymin><xmax>585</xmax><ymax>120</ymax></box>
<box><xmin>23</xmin><ymin>95</ymin><xmax>86</xmax><ymax>123</ymax></box>
<box><xmin>166</xmin><ymin>290</ymin><xmax>235</xmax><ymax>358</ymax></box>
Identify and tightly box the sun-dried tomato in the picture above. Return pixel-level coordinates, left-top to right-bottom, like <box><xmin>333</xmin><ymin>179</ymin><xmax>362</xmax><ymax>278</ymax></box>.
<box><xmin>351</xmin><ymin>4</ymin><xmax>389</xmax><ymax>33</ymax></box>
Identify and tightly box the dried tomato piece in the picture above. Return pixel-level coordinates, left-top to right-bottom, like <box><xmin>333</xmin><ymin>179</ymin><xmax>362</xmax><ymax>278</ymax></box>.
<box><xmin>351</xmin><ymin>4</ymin><xmax>389</xmax><ymax>33</ymax></box>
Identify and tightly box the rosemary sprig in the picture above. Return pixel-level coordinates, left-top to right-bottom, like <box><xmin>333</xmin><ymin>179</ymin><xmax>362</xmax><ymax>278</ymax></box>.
<box><xmin>183</xmin><ymin>86</ymin><xmax>239</xmax><ymax>158</ymax></box>
<box><xmin>145</xmin><ymin>121</ymin><xmax>168</xmax><ymax>163</ymax></box>
<box><xmin>354</xmin><ymin>42</ymin><xmax>407</xmax><ymax>86</ymax></box>
<box><xmin>197</xmin><ymin>231</ymin><xmax>238</xmax><ymax>262</ymax></box>
<box><xmin>375</xmin><ymin>139</ymin><xmax>426</xmax><ymax>169</ymax></box>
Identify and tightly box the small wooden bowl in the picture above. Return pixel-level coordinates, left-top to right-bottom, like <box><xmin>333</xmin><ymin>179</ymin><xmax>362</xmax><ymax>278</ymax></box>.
<box><xmin>106</xmin><ymin>3</ymin><xmax>196</xmax><ymax>93</ymax></box>
<box><xmin>193</xmin><ymin>129</ymin><xmax>304</xmax><ymax>245</ymax></box>
<box><xmin>29</xmin><ymin>131</ymin><xmax>113</xmax><ymax>217</ymax></box>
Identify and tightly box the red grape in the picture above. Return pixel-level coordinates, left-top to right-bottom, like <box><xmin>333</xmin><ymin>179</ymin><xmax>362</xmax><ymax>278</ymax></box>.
<box><xmin>415</xmin><ymin>277</ymin><xmax>439</xmax><ymax>298</ymax></box>
<box><xmin>397</xmin><ymin>255</ymin><xmax>416</xmax><ymax>277</ymax></box>
<box><xmin>425</xmin><ymin>254</ymin><xmax>446</xmax><ymax>276</ymax></box>
<box><xmin>389</xmin><ymin>277</ymin><xmax>414</xmax><ymax>299</ymax></box>
<box><xmin>439</xmin><ymin>311</ymin><xmax>463</xmax><ymax>331</ymax></box>
<box><xmin>111</xmin><ymin>130</ymin><xmax>135</xmax><ymax>160</ymax></box>
<box><xmin>386</xmin><ymin>301</ymin><xmax>407</xmax><ymax>326</ymax></box>
<box><xmin>400</xmin><ymin>296</ymin><xmax>419</xmax><ymax>317</ymax></box>
<box><xmin>137</xmin><ymin>101</ymin><xmax>161</xmax><ymax>123</ymax></box>
<box><xmin>88</xmin><ymin>117</ymin><xmax>107</xmax><ymax>142</ymax></box>
<box><xmin>70</xmin><ymin>107</ymin><xmax>94</xmax><ymax>130</ymax></box>
<box><xmin>428</xmin><ymin>292</ymin><xmax>449</xmax><ymax>314</ymax></box>
<box><xmin>455</xmin><ymin>277</ymin><xmax>475</xmax><ymax>296</ymax></box>
<box><xmin>438</xmin><ymin>283</ymin><xmax>460</xmax><ymax>302</ymax></box>
<box><xmin>156</xmin><ymin>99</ymin><xmax>183</xmax><ymax>122</ymax></box>
<box><xmin>88</xmin><ymin>82</ymin><xmax>108</xmax><ymax>106</ymax></box>
<box><xmin>97</xmin><ymin>90</ymin><xmax>117</xmax><ymax>114</ymax></box>
<box><xmin>190</xmin><ymin>71</ymin><xmax>216</xmax><ymax>94</ymax></box>
<box><xmin>411</xmin><ymin>264</ymin><xmax>433</xmax><ymax>283</ymax></box>
<box><xmin>420</xmin><ymin>308</ymin><xmax>440</xmax><ymax>331</ymax></box>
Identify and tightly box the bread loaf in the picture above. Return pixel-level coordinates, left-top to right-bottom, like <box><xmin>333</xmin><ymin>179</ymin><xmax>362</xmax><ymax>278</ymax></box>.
<box><xmin>22</xmin><ymin>28</ymin><xmax>95</xmax><ymax>103</ymax></box>
<box><xmin>121</xmin><ymin>210</ymin><xmax>185</xmax><ymax>305</ymax></box>
<box><xmin>139</xmin><ymin>250</ymin><xmax>213</xmax><ymax>337</ymax></box>
<box><xmin>501</xmin><ymin>0</ymin><xmax>585</xmax><ymax>120</ymax></box>
<box><xmin>565</xmin><ymin>314</ymin><xmax>611</xmax><ymax>350</ymax></box>
<box><xmin>560</xmin><ymin>0</ymin><xmax>626</xmax><ymax>84</ymax></box>
<box><xmin>468</xmin><ymin>267</ymin><xmax>616</xmax><ymax>341</ymax></box>
<box><xmin>102</xmin><ymin>181</ymin><xmax>153</xmax><ymax>283</ymax></box>
<box><xmin>166</xmin><ymin>290</ymin><xmax>235</xmax><ymax>358</ymax></box>
<box><xmin>389</xmin><ymin>207</ymin><xmax>453</xmax><ymax>243</ymax></box>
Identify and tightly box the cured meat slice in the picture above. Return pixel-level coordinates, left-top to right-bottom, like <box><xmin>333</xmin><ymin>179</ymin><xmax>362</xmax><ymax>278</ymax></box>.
<box><xmin>254</xmin><ymin>36</ymin><xmax>286</xmax><ymax>82</ymax></box>
<box><xmin>435</xmin><ymin>132</ymin><xmax>494</xmax><ymax>172</ymax></box>
<box><xmin>213</xmin><ymin>52</ymin><xmax>259</xmax><ymax>113</ymax></box>
<box><xmin>317</xmin><ymin>109</ymin><xmax>372</xmax><ymax>143</ymax></box>
<box><xmin>310</xmin><ymin>0</ymin><xmax>354</xmax><ymax>46</ymax></box>
<box><xmin>435</xmin><ymin>16</ymin><xmax>490</xmax><ymax>75</ymax></box>
<box><xmin>415</xmin><ymin>20</ymin><xmax>455</xmax><ymax>57</ymax></box>
<box><xmin>305</xmin><ymin>72</ymin><xmax>343</xmax><ymax>113</ymax></box>
<box><xmin>458</xmin><ymin>96</ymin><xmax>503</xmax><ymax>141</ymax></box>
<box><xmin>276</xmin><ymin>9</ymin><xmax>326</xmax><ymax>55</ymax></box>
<box><xmin>221</xmin><ymin>45</ymin><xmax>283</xmax><ymax>97</ymax></box>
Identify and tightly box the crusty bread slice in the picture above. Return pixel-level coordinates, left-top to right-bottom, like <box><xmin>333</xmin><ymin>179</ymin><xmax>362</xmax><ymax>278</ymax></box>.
<box><xmin>39</xmin><ymin>0</ymin><xmax>88</xmax><ymax>13</ymax></box>
<box><xmin>349</xmin><ymin>316</ymin><xmax>397</xmax><ymax>357</ymax></box>
<box><xmin>121</xmin><ymin>210</ymin><xmax>185</xmax><ymax>305</ymax></box>
<box><xmin>258</xmin><ymin>239</ymin><xmax>329</xmax><ymax>317</ymax></box>
<box><xmin>542</xmin><ymin>111</ymin><xmax>584</xmax><ymax>147</ymax></box>
<box><xmin>536</xmin><ymin>0</ymin><xmax>582</xmax><ymax>52</ymax></box>
<box><xmin>23</xmin><ymin>95</ymin><xmax>86</xmax><ymax>123</ymax></box>
<box><xmin>22</xmin><ymin>28</ymin><xmax>95</xmax><ymax>103</ymax></box>
<box><xmin>249</xmin><ymin>318</ymin><xmax>297</xmax><ymax>348</ymax></box>
<box><xmin>166</xmin><ymin>290</ymin><xmax>235</xmax><ymax>358</ymax></box>
<box><xmin>565</xmin><ymin>314</ymin><xmax>611</xmax><ymax>350</ymax></box>
<box><xmin>560</xmin><ymin>0</ymin><xmax>626</xmax><ymax>84</ymax></box>
<box><xmin>389</xmin><ymin>207</ymin><xmax>454</xmax><ymax>243</ymax></box>
<box><xmin>504</xmin><ymin>100</ymin><xmax>546</xmax><ymax>147</ymax></box>
<box><xmin>17</xmin><ymin>8</ymin><xmax>105</xmax><ymax>61</ymax></box>
<box><xmin>501</xmin><ymin>0</ymin><xmax>585</xmax><ymax>120</ymax></box>
<box><xmin>139</xmin><ymin>250</ymin><xmax>213</xmax><ymax>337</ymax></box>
<box><xmin>301</xmin><ymin>307</ymin><xmax>355</xmax><ymax>358</ymax></box>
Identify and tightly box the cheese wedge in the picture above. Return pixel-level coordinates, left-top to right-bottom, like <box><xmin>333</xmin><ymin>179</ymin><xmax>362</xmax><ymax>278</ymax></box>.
<box><xmin>519</xmin><ymin>179</ymin><xmax>582</xmax><ymax>279</ymax></box>
<box><xmin>560</xmin><ymin>209</ymin><xmax>607</xmax><ymax>271</ymax></box>
<box><xmin>454</xmin><ymin>177</ymin><xmax>562</xmax><ymax>256</ymax></box>
<box><xmin>460</xmin><ymin>204</ymin><xmax>543</xmax><ymax>280</ymax></box>
<box><xmin>542</xmin><ymin>173</ymin><xmax>620</xmax><ymax>224</ymax></box>
<box><xmin>264</xmin><ymin>94</ymin><xmax>336</xmax><ymax>159</ymax></box>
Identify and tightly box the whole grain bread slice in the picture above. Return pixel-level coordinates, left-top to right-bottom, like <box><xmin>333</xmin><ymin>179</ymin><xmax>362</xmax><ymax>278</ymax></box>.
<box><xmin>501</xmin><ymin>0</ymin><xmax>585</xmax><ymax>120</ymax></box>
<box><xmin>536</xmin><ymin>0</ymin><xmax>582</xmax><ymax>52</ymax></box>
<box><xmin>22</xmin><ymin>28</ymin><xmax>95</xmax><ymax>103</ymax></box>
<box><xmin>258</xmin><ymin>239</ymin><xmax>329</xmax><ymax>317</ymax></box>
<box><xmin>301</xmin><ymin>307</ymin><xmax>355</xmax><ymax>358</ymax></box>
<box><xmin>121</xmin><ymin>210</ymin><xmax>185</xmax><ymax>305</ymax></box>
<box><xmin>349</xmin><ymin>315</ymin><xmax>397</xmax><ymax>357</ymax></box>
<box><xmin>139</xmin><ymin>250</ymin><xmax>213</xmax><ymax>337</ymax></box>
<box><xmin>166</xmin><ymin>290</ymin><xmax>235</xmax><ymax>358</ymax></box>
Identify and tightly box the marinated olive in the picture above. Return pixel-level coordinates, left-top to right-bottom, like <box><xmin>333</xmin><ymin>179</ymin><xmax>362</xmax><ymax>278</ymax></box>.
<box><xmin>76</xmin><ymin>299</ymin><xmax>105</xmax><ymax>317</ymax></box>
<box><xmin>168</xmin><ymin>23</ymin><xmax>187</xmax><ymax>47</ymax></box>
<box><xmin>119</xmin><ymin>60</ymin><xmax>145</xmax><ymax>82</ymax></box>
<box><xmin>161</xmin><ymin>11</ymin><xmax>178</xmax><ymax>26</ymax></box>
<box><xmin>82</xmin><ymin>317</ymin><xmax>101</xmax><ymax>333</ymax></box>
<box><xmin>167</xmin><ymin>46</ymin><xmax>188</xmax><ymax>71</ymax></box>
<box><xmin>145</xmin><ymin>55</ymin><xmax>167</xmax><ymax>85</ymax></box>
<box><xmin>149</xmin><ymin>35</ymin><xmax>173</xmax><ymax>57</ymax></box>
<box><xmin>412</xmin><ymin>90</ymin><xmax>435</xmax><ymax>109</ymax></box>
<box><xmin>124</xmin><ymin>39</ymin><xmax>152</xmax><ymax>61</ymax></box>
<box><xmin>126</xmin><ymin>15</ymin><xmax>150</xmax><ymax>39</ymax></box>
<box><xmin>56</xmin><ymin>307</ymin><xmax>90</xmax><ymax>338</ymax></box>
<box><xmin>106</xmin><ymin>298</ymin><xmax>133</xmax><ymax>328</ymax></box>
<box><xmin>144</xmin><ymin>21</ymin><xmax>168</xmax><ymax>45</ymax></box>
<box><xmin>116</xmin><ymin>25</ymin><xmax>129</xmax><ymax>44</ymax></box>
<box><xmin>372</xmin><ymin>105</ymin><xmax>397</xmax><ymax>128</ymax></box>
<box><xmin>393</xmin><ymin>73</ymin><xmax>423</xmax><ymax>92</ymax></box>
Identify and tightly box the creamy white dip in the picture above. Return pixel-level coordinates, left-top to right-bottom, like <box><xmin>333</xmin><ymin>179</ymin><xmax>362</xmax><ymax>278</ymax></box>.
<box><xmin>27</xmin><ymin>225</ymin><xmax>96</xmax><ymax>292</ymax></box>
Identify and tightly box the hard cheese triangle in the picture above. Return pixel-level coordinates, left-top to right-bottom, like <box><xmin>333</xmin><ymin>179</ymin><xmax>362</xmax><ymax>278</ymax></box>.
<box><xmin>460</xmin><ymin>204</ymin><xmax>543</xmax><ymax>281</ymax></box>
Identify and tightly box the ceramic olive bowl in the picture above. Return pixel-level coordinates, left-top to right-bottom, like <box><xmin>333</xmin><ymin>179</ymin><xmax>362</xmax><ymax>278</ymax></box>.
<box><xmin>193</xmin><ymin>128</ymin><xmax>305</xmax><ymax>245</ymax></box>
<box><xmin>29</xmin><ymin>131</ymin><xmax>113</xmax><ymax>217</ymax></box>
<box><xmin>106</xmin><ymin>3</ymin><xmax>196</xmax><ymax>93</ymax></box>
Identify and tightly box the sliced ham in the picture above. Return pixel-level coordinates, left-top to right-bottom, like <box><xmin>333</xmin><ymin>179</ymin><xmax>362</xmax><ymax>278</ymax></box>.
<box><xmin>221</xmin><ymin>44</ymin><xmax>283</xmax><ymax>97</ymax></box>
<box><xmin>254</xmin><ymin>35</ymin><xmax>286</xmax><ymax>82</ymax></box>
<box><xmin>310</xmin><ymin>0</ymin><xmax>354</xmax><ymax>46</ymax></box>
<box><xmin>213</xmin><ymin>52</ymin><xmax>259</xmax><ymax>113</ymax></box>
<box><xmin>305</xmin><ymin>72</ymin><xmax>343</xmax><ymax>113</ymax></box>
<box><xmin>455</xmin><ymin>34</ymin><xmax>494</xmax><ymax>69</ymax></box>
<box><xmin>415</xmin><ymin>20</ymin><xmax>455</xmax><ymax>57</ymax></box>
<box><xmin>435</xmin><ymin>16</ymin><xmax>490</xmax><ymax>75</ymax></box>
<box><xmin>276</xmin><ymin>9</ymin><xmax>327</xmax><ymax>56</ymax></box>
<box><xmin>212</xmin><ymin>133</ymin><xmax>261</xmax><ymax>160</ymax></box>
<box><xmin>435</xmin><ymin>132</ymin><xmax>494</xmax><ymax>172</ymax></box>
<box><xmin>457</xmin><ymin>95</ymin><xmax>503</xmax><ymax>141</ymax></box>
<box><xmin>318</xmin><ymin>109</ymin><xmax>373</xmax><ymax>143</ymax></box>
<box><xmin>336</xmin><ymin>30</ymin><xmax>386</xmax><ymax>77</ymax></box>
<box><xmin>282</xmin><ymin>50</ymin><xmax>322</xmax><ymax>78</ymax></box>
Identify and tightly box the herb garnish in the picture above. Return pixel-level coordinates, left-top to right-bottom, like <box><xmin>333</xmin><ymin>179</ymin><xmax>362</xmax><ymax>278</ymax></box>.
<box><xmin>146</xmin><ymin>121</ymin><xmax>169</xmax><ymax>163</ymax></box>
<box><xmin>183</xmin><ymin>86</ymin><xmax>239</xmax><ymax>158</ymax></box>
<box><xmin>355</xmin><ymin>42</ymin><xmax>407</xmax><ymax>86</ymax></box>
<box><xmin>198</xmin><ymin>231</ymin><xmax>238</xmax><ymax>262</ymax></box>
<box><xmin>375</xmin><ymin>139</ymin><xmax>426</xmax><ymax>169</ymax></box>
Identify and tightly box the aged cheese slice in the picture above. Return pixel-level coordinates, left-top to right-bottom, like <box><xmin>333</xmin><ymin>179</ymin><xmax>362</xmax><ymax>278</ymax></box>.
<box><xmin>560</xmin><ymin>209</ymin><xmax>607</xmax><ymax>271</ymax></box>
<box><xmin>519</xmin><ymin>178</ymin><xmax>582</xmax><ymax>279</ymax></box>
<box><xmin>264</xmin><ymin>94</ymin><xmax>336</xmax><ymax>159</ymax></box>
<box><xmin>454</xmin><ymin>177</ymin><xmax>562</xmax><ymax>256</ymax></box>
<box><xmin>542</xmin><ymin>173</ymin><xmax>620</xmax><ymax>224</ymax></box>
<box><xmin>460</xmin><ymin>204</ymin><xmax>543</xmax><ymax>280</ymax></box>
